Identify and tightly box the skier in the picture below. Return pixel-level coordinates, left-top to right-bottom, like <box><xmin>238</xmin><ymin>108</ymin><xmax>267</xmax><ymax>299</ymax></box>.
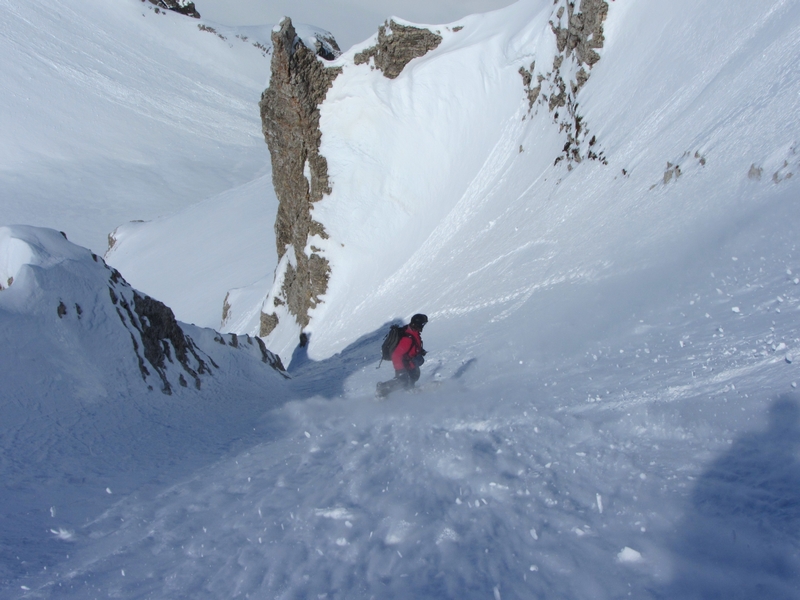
<box><xmin>376</xmin><ymin>313</ymin><xmax>428</xmax><ymax>398</ymax></box>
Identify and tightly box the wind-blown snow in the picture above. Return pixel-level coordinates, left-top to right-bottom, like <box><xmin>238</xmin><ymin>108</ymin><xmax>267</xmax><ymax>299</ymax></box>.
<box><xmin>2</xmin><ymin>0</ymin><xmax>800</xmax><ymax>598</ymax></box>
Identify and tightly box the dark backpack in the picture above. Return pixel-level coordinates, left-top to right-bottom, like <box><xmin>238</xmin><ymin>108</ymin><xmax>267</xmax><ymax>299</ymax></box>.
<box><xmin>379</xmin><ymin>324</ymin><xmax>410</xmax><ymax>365</ymax></box>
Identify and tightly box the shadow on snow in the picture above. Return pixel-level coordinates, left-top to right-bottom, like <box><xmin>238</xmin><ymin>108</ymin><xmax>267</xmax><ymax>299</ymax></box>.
<box><xmin>660</xmin><ymin>393</ymin><xmax>800</xmax><ymax>600</ymax></box>
<box><xmin>285</xmin><ymin>321</ymin><xmax>402</xmax><ymax>399</ymax></box>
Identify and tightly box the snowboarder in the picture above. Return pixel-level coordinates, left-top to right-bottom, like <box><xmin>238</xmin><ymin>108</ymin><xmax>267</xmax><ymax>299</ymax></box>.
<box><xmin>376</xmin><ymin>313</ymin><xmax>428</xmax><ymax>398</ymax></box>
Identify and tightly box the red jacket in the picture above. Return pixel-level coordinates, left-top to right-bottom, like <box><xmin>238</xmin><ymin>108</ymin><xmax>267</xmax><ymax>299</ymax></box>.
<box><xmin>392</xmin><ymin>326</ymin><xmax>423</xmax><ymax>371</ymax></box>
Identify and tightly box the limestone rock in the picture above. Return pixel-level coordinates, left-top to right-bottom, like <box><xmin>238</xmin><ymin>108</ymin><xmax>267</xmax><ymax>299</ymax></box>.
<box><xmin>354</xmin><ymin>20</ymin><xmax>443</xmax><ymax>79</ymax></box>
<box><xmin>148</xmin><ymin>0</ymin><xmax>200</xmax><ymax>19</ymax></box>
<box><xmin>521</xmin><ymin>0</ymin><xmax>610</xmax><ymax>168</ymax></box>
<box><xmin>258</xmin><ymin>18</ymin><xmax>341</xmax><ymax>335</ymax></box>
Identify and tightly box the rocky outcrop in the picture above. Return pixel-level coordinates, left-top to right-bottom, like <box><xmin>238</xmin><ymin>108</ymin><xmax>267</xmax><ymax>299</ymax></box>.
<box><xmin>148</xmin><ymin>0</ymin><xmax>200</xmax><ymax>19</ymax></box>
<box><xmin>256</xmin><ymin>19</ymin><xmax>442</xmax><ymax>338</ymax></box>
<box><xmin>105</xmin><ymin>264</ymin><xmax>286</xmax><ymax>394</ymax></box>
<box><xmin>107</xmin><ymin>266</ymin><xmax>211</xmax><ymax>393</ymax></box>
<box><xmin>258</xmin><ymin>18</ymin><xmax>342</xmax><ymax>336</ymax></box>
<box><xmin>313</xmin><ymin>31</ymin><xmax>342</xmax><ymax>61</ymax></box>
<box><xmin>552</xmin><ymin>0</ymin><xmax>608</xmax><ymax>68</ymax></box>
<box><xmin>354</xmin><ymin>20</ymin><xmax>443</xmax><ymax>79</ymax></box>
<box><xmin>520</xmin><ymin>0</ymin><xmax>609</xmax><ymax>167</ymax></box>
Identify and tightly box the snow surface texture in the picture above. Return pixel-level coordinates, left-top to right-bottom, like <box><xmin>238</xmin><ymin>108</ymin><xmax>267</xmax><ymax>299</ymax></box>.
<box><xmin>2</xmin><ymin>0</ymin><xmax>800</xmax><ymax>598</ymax></box>
<box><xmin>0</xmin><ymin>0</ymin><xmax>277</xmax><ymax>255</ymax></box>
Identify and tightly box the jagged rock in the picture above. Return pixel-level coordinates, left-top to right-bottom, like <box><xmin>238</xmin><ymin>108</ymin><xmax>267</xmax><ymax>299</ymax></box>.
<box><xmin>552</xmin><ymin>0</ymin><xmax>608</xmax><ymax>67</ymax></box>
<box><xmin>148</xmin><ymin>0</ymin><xmax>200</xmax><ymax>19</ymax></box>
<box><xmin>258</xmin><ymin>18</ymin><xmax>341</xmax><ymax>336</ymax></box>
<box><xmin>108</xmin><ymin>264</ymin><xmax>210</xmax><ymax>394</ymax></box>
<box><xmin>260</xmin><ymin>311</ymin><xmax>279</xmax><ymax>337</ymax></box>
<box><xmin>131</xmin><ymin>291</ymin><xmax>210</xmax><ymax>392</ymax></box>
<box><xmin>221</xmin><ymin>291</ymin><xmax>231</xmax><ymax>323</ymax></box>
<box><xmin>313</xmin><ymin>31</ymin><xmax>342</xmax><ymax>61</ymax></box>
<box><xmin>105</xmin><ymin>262</ymin><xmax>286</xmax><ymax>392</ymax></box>
<box><xmin>519</xmin><ymin>62</ymin><xmax>542</xmax><ymax>109</ymax></box>
<box><xmin>354</xmin><ymin>20</ymin><xmax>443</xmax><ymax>79</ymax></box>
<box><xmin>521</xmin><ymin>0</ymin><xmax>609</xmax><ymax>168</ymax></box>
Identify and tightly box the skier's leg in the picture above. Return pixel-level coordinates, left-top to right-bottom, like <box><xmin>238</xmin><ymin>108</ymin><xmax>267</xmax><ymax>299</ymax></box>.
<box><xmin>377</xmin><ymin>372</ymin><xmax>406</xmax><ymax>397</ymax></box>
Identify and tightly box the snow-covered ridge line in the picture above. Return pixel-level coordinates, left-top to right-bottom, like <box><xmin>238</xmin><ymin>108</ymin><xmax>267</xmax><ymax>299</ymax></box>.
<box><xmin>1</xmin><ymin>226</ymin><xmax>286</xmax><ymax>395</ymax></box>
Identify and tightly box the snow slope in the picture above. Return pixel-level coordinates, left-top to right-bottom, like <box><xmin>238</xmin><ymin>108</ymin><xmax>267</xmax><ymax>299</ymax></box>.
<box><xmin>253</xmin><ymin>0</ymin><xmax>800</xmax><ymax>363</ymax></box>
<box><xmin>105</xmin><ymin>173</ymin><xmax>277</xmax><ymax>329</ymax></box>
<box><xmin>0</xmin><ymin>0</ymin><xmax>272</xmax><ymax>254</ymax></box>
<box><xmin>2</xmin><ymin>0</ymin><xmax>800</xmax><ymax>598</ymax></box>
<box><xmin>0</xmin><ymin>225</ymin><xmax>288</xmax><ymax>586</ymax></box>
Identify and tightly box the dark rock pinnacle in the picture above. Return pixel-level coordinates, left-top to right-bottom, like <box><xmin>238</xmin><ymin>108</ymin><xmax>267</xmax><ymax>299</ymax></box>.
<box><xmin>258</xmin><ymin>18</ymin><xmax>342</xmax><ymax>336</ymax></box>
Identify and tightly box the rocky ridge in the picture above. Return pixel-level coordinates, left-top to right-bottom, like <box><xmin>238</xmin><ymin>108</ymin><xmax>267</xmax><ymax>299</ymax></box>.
<box><xmin>104</xmin><ymin>261</ymin><xmax>286</xmax><ymax>394</ymax></box>
<box><xmin>1</xmin><ymin>227</ymin><xmax>286</xmax><ymax>396</ymax></box>
<box><xmin>519</xmin><ymin>0</ymin><xmax>609</xmax><ymax>167</ymax></box>
<box><xmin>354</xmin><ymin>20</ymin><xmax>443</xmax><ymax>79</ymax></box>
<box><xmin>147</xmin><ymin>0</ymin><xmax>200</xmax><ymax>19</ymax></box>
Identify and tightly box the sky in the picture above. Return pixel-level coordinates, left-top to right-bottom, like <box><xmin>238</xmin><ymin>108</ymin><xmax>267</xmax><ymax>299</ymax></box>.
<box><xmin>194</xmin><ymin>0</ymin><xmax>516</xmax><ymax>49</ymax></box>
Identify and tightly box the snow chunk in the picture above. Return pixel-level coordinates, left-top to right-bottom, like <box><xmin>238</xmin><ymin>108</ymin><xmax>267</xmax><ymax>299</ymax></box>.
<box><xmin>617</xmin><ymin>547</ymin><xmax>643</xmax><ymax>563</ymax></box>
<box><xmin>436</xmin><ymin>528</ymin><xmax>458</xmax><ymax>544</ymax></box>
<box><xmin>50</xmin><ymin>528</ymin><xmax>76</xmax><ymax>542</ymax></box>
<box><xmin>385</xmin><ymin>520</ymin><xmax>412</xmax><ymax>545</ymax></box>
<box><xmin>314</xmin><ymin>508</ymin><xmax>354</xmax><ymax>520</ymax></box>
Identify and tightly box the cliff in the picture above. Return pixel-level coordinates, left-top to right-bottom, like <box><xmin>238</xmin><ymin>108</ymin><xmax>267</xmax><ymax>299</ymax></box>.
<box><xmin>257</xmin><ymin>18</ymin><xmax>342</xmax><ymax>337</ymax></box>
<box><xmin>256</xmin><ymin>18</ymin><xmax>442</xmax><ymax>344</ymax></box>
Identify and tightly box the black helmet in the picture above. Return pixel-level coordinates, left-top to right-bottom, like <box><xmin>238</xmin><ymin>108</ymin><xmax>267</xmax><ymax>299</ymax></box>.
<box><xmin>410</xmin><ymin>313</ymin><xmax>428</xmax><ymax>329</ymax></box>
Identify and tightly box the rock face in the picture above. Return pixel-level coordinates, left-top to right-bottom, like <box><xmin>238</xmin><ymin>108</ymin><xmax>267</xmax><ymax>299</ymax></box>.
<box><xmin>2</xmin><ymin>226</ymin><xmax>287</xmax><ymax>397</ymax></box>
<box><xmin>552</xmin><ymin>0</ymin><xmax>608</xmax><ymax>68</ymax></box>
<box><xmin>257</xmin><ymin>19</ymin><xmax>442</xmax><ymax>339</ymax></box>
<box><xmin>258</xmin><ymin>18</ymin><xmax>342</xmax><ymax>336</ymax></box>
<box><xmin>148</xmin><ymin>0</ymin><xmax>200</xmax><ymax>19</ymax></box>
<box><xmin>106</xmin><ymin>265</ymin><xmax>285</xmax><ymax>393</ymax></box>
<box><xmin>354</xmin><ymin>20</ymin><xmax>443</xmax><ymax>79</ymax></box>
<box><xmin>519</xmin><ymin>0</ymin><xmax>609</xmax><ymax>167</ymax></box>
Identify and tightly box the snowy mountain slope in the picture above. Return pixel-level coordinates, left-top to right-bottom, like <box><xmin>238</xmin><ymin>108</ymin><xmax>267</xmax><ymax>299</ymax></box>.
<box><xmin>0</xmin><ymin>0</ymin><xmax>274</xmax><ymax>253</ymax></box>
<box><xmin>105</xmin><ymin>173</ymin><xmax>278</xmax><ymax>329</ymax></box>
<box><xmin>10</xmin><ymin>197</ymin><xmax>799</xmax><ymax>598</ymax></box>
<box><xmin>245</xmin><ymin>0</ymin><xmax>800</xmax><ymax>362</ymax></box>
<box><xmin>0</xmin><ymin>225</ymin><xmax>287</xmax><ymax>585</ymax></box>
<box><xmin>2</xmin><ymin>0</ymin><xmax>800</xmax><ymax>598</ymax></box>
